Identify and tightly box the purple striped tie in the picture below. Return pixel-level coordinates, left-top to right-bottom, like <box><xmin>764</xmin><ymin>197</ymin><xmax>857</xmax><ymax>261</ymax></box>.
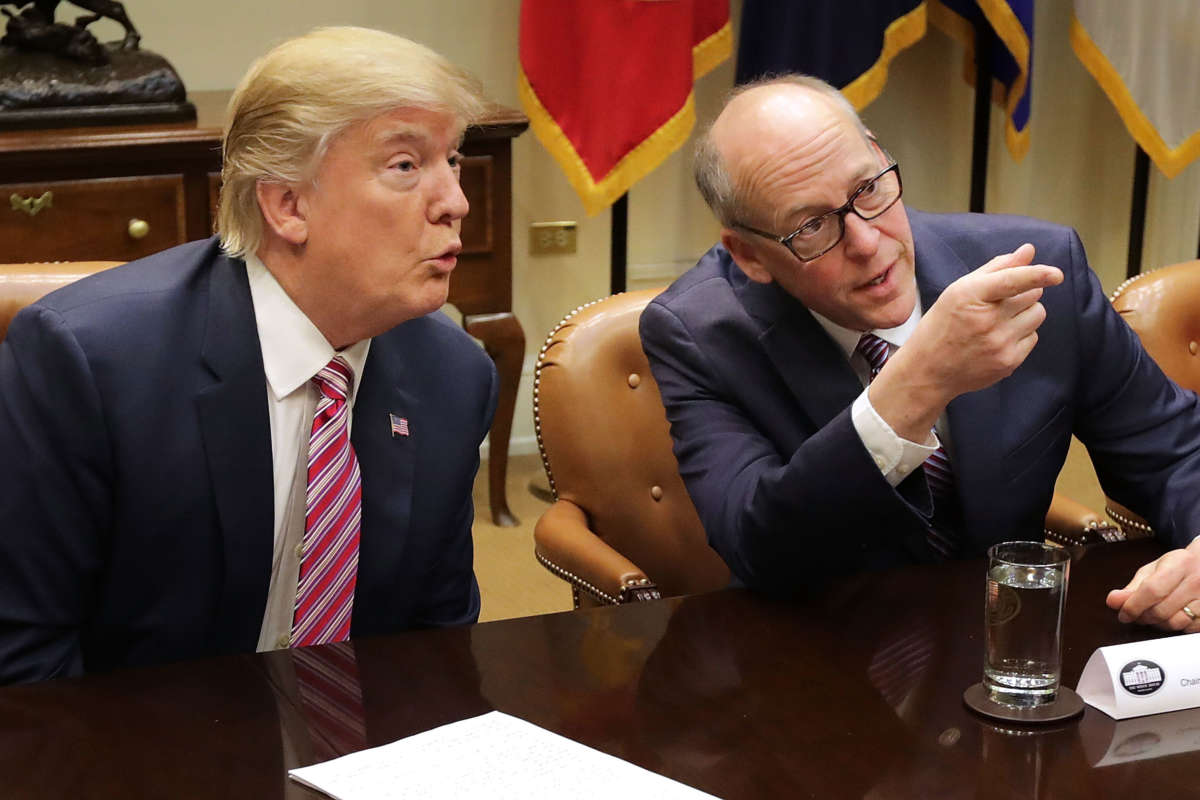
<box><xmin>292</xmin><ymin>356</ymin><xmax>361</xmax><ymax>647</ymax></box>
<box><xmin>867</xmin><ymin>619</ymin><xmax>937</xmax><ymax>709</ymax></box>
<box><xmin>857</xmin><ymin>333</ymin><xmax>959</xmax><ymax>558</ymax></box>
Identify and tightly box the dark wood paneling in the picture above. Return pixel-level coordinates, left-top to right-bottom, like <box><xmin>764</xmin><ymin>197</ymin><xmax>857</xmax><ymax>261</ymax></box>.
<box><xmin>458</xmin><ymin>154</ymin><xmax>493</xmax><ymax>256</ymax></box>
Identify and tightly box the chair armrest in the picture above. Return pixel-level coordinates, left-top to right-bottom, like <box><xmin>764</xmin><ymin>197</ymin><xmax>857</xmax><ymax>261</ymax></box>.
<box><xmin>1104</xmin><ymin>498</ymin><xmax>1155</xmax><ymax>539</ymax></box>
<box><xmin>1044</xmin><ymin>491</ymin><xmax>1126</xmax><ymax>547</ymax></box>
<box><xmin>533</xmin><ymin>499</ymin><xmax>660</xmax><ymax>606</ymax></box>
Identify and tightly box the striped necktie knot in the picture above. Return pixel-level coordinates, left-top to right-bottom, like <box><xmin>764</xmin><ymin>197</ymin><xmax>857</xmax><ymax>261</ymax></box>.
<box><xmin>857</xmin><ymin>333</ymin><xmax>892</xmax><ymax>378</ymax></box>
<box><xmin>314</xmin><ymin>356</ymin><xmax>353</xmax><ymax>401</ymax></box>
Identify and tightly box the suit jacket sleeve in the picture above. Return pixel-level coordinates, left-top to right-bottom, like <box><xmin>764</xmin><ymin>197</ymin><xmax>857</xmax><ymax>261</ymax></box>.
<box><xmin>1063</xmin><ymin>231</ymin><xmax>1200</xmax><ymax>547</ymax></box>
<box><xmin>640</xmin><ymin>300</ymin><xmax>936</xmax><ymax>593</ymax></box>
<box><xmin>0</xmin><ymin>305</ymin><xmax>111</xmax><ymax>683</ymax></box>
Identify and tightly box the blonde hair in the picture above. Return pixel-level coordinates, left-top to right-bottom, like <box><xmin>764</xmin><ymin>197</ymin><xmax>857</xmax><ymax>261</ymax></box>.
<box><xmin>694</xmin><ymin>74</ymin><xmax>869</xmax><ymax>228</ymax></box>
<box><xmin>218</xmin><ymin>26</ymin><xmax>488</xmax><ymax>258</ymax></box>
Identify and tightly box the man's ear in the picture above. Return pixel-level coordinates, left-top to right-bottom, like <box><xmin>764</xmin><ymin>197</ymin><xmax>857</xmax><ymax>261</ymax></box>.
<box><xmin>721</xmin><ymin>228</ymin><xmax>773</xmax><ymax>284</ymax></box>
<box><xmin>256</xmin><ymin>180</ymin><xmax>308</xmax><ymax>246</ymax></box>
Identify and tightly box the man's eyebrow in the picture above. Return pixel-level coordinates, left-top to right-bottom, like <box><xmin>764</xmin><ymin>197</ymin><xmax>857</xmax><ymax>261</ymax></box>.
<box><xmin>374</xmin><ymin>128</ymin><xmax>429</xmax><ymax>148</ymax></box>
<box><xmin>852</xmin><ymin>163</ymin><xmax>880</xmax><ymax>182</ymax></box>
<box><xmin>783</xmin><ymin>162</ymin><xmax>883</xmax><ymax>221</ymax></box>
<box><xmin>373</xmin><ymin>126</ymin><xmax>466</xmax><ymax>153</ymax></box>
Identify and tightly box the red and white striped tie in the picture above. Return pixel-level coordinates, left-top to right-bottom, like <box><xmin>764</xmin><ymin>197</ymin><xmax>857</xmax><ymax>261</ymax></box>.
<box><xmin>292</xmin><ymin>356</ymin><xmax>361</xmax><ymax>646</ymax></box>
<box><xmin>857</xmin><ymin>333</ymin><xmax>959</xmax><ymax>558</ymax></box>
<box><xmin>293</xmin><ymin>642</ymin><xmax>368</xmax><ymax>758</ymax></box>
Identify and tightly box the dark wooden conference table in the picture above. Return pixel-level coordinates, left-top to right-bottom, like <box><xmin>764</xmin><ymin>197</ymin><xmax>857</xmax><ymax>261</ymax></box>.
<box><xmin>1</xmin><ymin>539</ymin><xmax>1194</xmax><ymax>798</ymax></box>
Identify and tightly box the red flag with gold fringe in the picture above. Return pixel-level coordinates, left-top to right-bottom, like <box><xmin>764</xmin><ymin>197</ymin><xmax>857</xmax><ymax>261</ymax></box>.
<box><xmin>518</xmin><ymin>0</ymin><xmax>732</xmax><ymax>216</ymax></box>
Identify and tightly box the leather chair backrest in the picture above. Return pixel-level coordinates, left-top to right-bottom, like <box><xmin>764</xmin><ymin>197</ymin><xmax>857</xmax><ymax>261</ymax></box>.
<box><xmin>535</xmin><ymin>289</ymin><xmax>730</xmax><ymax>597</ymax></box>
<box><xmin>0</xmin><ymin>262</ymin><xmax>124</xmax><ymax>341</ymax></box>
<box><xmin>1111</xmin><ymin>259</ymin><xmax>1200</xmax><ymax>393</ymax></box>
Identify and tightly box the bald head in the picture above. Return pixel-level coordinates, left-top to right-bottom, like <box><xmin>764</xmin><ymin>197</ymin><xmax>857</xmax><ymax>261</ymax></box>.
<box><xmin>694</xmin><ymin>76</ymin><xmax>869</xmax><ymax>228</ymax></box>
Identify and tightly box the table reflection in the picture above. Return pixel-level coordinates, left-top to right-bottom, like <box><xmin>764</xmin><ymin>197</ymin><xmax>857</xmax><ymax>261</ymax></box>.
<box><xmin>1081</xmin><ymin>706</ymin><xmax>1200</xmax><ymax>766</ymax></box>
<box><xmin>629</xmin><ymin>593</ymin><xmax>917</xmax><ymax>799</ymax></box>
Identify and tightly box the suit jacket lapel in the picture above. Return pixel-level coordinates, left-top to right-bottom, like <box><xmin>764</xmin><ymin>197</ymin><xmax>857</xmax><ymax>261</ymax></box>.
<box><xmin>195</xmin><ymin>254</ymin><xmax>275</xmax><ymax>651</ymax></box>
<box><xmin>351</xmin><ymin>343</ymin><xmax>417</xmax><ymax>606</ymax></box>
<box><xmin>737</xmin><ymin>276</ymin><xmax>862</xmax><ymax>428</ymax></box>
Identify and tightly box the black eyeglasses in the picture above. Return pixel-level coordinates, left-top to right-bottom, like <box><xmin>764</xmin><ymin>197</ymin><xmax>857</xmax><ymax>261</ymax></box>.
<box><xmin>734</xmin><ymin>160</ymin><xmax>903</xmax><ymax>263</ymax></box>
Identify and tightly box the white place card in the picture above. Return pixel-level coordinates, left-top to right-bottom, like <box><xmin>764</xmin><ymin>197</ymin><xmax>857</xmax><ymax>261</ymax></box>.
<box><xmin>1076</xmin><ymin>635</ymin><xmax>1200</xmax><ymax>719</ymax></box>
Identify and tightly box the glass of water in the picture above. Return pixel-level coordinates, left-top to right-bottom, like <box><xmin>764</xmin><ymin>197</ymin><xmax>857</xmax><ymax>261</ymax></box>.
<box><xmin>983</xmin><ymin>541</ymin><xmax>1071</xmax><ymax>707</ymax></box>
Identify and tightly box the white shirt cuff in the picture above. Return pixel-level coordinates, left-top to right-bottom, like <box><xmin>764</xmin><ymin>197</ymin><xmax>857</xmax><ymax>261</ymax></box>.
<box><xmin>851</xmin><ymin>389</ymin><xmax>940</xmax><ymax>487</ymax></box>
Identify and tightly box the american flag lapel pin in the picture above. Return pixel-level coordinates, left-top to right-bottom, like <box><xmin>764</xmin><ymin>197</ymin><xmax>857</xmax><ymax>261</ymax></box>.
<box><xmin>389</xmin><ymin>413</ymin><xmax>410</xmax><ymax>438</ymax></box>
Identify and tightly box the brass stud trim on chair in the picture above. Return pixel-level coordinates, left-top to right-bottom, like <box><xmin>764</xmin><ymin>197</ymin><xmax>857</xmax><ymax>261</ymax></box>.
<box><xmin>1043</xmin><ymin>518</ymin><xmax>1126</xmax><ymax>548</ymax></box>
<box><xmin>618</xmin><ymin>579</ymin><xmax>662</xmax><ymax>603</ymax></box>
<box><xmin>1109</xmin><ymin>262</ymin><xmax>1183</xmax><ymax>303</ymax></box>
<box><xmin>534</xmin><ymin>550</ymin><xmax>621</xmax><ymax>607</ymax></box>
<box><xmin>1105</xmin><ymin>505</ymin><xmax>1155</xmax><ymax>538</ymax></box>
<box><xmin>533</xmin><ymin>292</ymin><xmax>633</xmax><ymax>504</ymax></box>
<box><xmin>1109</xmin><ymin>271</ymin><xmax>1152</xmax><ymax>303</ymax></box>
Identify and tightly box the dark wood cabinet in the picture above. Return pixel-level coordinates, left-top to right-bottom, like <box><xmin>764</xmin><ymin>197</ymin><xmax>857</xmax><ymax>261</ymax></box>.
<box><xmin>3</xmin><ymin>174</ymin><xmax>189</xmax><ymax>260</ymax></box>
<box><xmin>0</xmin><ymin>91</ymin><xmax>528</xmax><ymax>525</ymax></box>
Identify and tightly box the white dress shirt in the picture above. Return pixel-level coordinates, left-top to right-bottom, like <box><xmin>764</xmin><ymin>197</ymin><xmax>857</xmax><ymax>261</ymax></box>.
<box><xmin>808</xmin><ymin>301</ymin><xmax>951</xmax><ymax>488</ymax></box>
<box><xmin>244</xmin><ymin>252</ymin><xmax>371</xmax><ymax>651</ymax></box>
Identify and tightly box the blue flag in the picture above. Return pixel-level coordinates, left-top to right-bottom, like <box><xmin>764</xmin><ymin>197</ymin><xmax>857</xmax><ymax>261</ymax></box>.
<box><xmin>735</xmin><ymin>0</ymin><xmax>926</xmax><ymax>110</ymax></box>
<box><xmin>929</xmin><ymin>0</ymin><xmax>1035</xmax><ymax>160</ymax></box>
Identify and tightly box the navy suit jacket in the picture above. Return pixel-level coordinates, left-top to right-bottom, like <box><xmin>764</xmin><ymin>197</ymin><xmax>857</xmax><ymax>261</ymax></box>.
<box><xmin>0</xmin><ymin>238</ymin><xmax>497</xmax><ymax>684</ymax></box>
<box><xmin>640</xmin><ymin>210</ymin><xmax>1200</xmax><ymax>592</ymax></box>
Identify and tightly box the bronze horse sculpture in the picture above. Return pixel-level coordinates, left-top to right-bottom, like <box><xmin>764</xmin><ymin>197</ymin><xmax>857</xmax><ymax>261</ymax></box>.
<box><xmin>30</xmin><ymin>0</ymin><xmax>139</xmax><ymax>48</ymax></box>
<box><xmin>3</xmin><ymin>0</ymin><xmax>140</xmax><ymax>53</ymax></box>
<box><xmin>2</xmin><ymin>0</ymin><xmax>139</xmax><ymax>63</ymax></box>
<box><xmin>0</xmin><ymin>0</ymin><xmax>191</xmax><ymax>121</ymax></box>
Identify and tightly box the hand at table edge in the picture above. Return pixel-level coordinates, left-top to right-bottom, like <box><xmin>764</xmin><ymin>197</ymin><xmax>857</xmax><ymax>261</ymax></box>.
<box><xmin>1106</xmin><ymin>536</ymin><xmax>1200</xmax><ymax>633</ymax></box>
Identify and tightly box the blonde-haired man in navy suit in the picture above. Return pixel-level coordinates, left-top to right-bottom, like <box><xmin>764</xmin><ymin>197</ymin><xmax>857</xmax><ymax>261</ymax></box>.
<box><xmin>0</xmin><ymin>27</ymin><xmax>498</xmax><ymax>684</ymax></box>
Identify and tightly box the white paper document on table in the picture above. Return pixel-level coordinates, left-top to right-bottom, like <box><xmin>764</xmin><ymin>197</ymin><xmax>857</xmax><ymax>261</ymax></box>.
<box><xmin>288</xmin><ymin>710</ymin><xmax>720</xmax><ymax>799</ymax></box>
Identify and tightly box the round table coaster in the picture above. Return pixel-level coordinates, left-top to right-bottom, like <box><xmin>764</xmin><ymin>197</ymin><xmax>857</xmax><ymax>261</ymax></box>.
<box><xmin>963</xmin><ymin>683</ymin><xmax>1086</xmax><ymax>723</ymax></box>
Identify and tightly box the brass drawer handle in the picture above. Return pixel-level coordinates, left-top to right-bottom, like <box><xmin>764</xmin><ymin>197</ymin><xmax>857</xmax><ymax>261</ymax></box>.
<box><xmin>127</xmin><ymin>218</ymin><xmax>150</xmax><ymax>239</ymax></box>
<box><xmin>9</xmin><ymin>191</ymin><xmax>53</xmax><ymax>217</ymax></box>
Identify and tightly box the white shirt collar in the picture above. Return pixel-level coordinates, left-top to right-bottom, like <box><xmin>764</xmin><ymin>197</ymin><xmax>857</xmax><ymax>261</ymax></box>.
<box><xmin>245</xmin><ymin>252</ymin><xmax>371</xmax><ymax>401</ymax></box>
<box><xmin>808</xmin><ymin>286</ymin><xmax>924</xmax><ymax>361</ymax></box>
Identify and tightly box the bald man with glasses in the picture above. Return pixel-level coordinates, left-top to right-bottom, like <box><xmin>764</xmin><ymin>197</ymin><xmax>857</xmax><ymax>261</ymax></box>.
<box><xmin>640</xmin><ymin>75</ymin><xmax>1200</xmax><ymax>634</ymax></box>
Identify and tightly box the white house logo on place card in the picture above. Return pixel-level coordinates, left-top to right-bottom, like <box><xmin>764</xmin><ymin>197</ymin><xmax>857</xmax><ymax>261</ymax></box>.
<box><xmin>1120</xmin><ymin>660</ymin><xmax>1166</xmax><ymax>697</ymax></box>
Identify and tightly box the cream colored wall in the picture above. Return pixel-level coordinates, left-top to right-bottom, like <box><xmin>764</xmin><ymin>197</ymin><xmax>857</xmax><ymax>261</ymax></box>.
<box><xmin>100</xmin><ymin>0</ymin><xmax>1199</xmax><ymax>454</ymax></box>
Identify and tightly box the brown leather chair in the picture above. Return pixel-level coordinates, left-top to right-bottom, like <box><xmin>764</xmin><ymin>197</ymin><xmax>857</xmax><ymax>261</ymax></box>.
<box><xmin>533</xmin><ymin>288</ymin><xmax>1111</xmax><ymax>607</ymax></box>
<box><xmin>1101</xmin><ymin>259</ymin><xmax>1200</xmax><ymax>537</ymax></box>
<box><xmin>533</xmin><ymin>289</ymin><xmax>731</xmax><ymax>607</ymax></box>
<box><xmin>0</xmin><ymin>261</ymin><xmax>124</xmax><ymax>341</ymax></box>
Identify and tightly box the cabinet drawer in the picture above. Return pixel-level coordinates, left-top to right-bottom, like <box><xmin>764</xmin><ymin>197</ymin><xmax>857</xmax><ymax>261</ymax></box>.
<box><xmin>1</xmin><ymin>175</ymin><xmax>187</xmax><ymax>262</ymax></box>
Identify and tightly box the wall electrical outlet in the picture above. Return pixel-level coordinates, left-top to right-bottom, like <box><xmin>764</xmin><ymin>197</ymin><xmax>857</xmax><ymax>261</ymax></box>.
<box><xmin>530</xmin><ymin>221</ymin><xmax>577</xmax><ymax>255</ymax></box>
